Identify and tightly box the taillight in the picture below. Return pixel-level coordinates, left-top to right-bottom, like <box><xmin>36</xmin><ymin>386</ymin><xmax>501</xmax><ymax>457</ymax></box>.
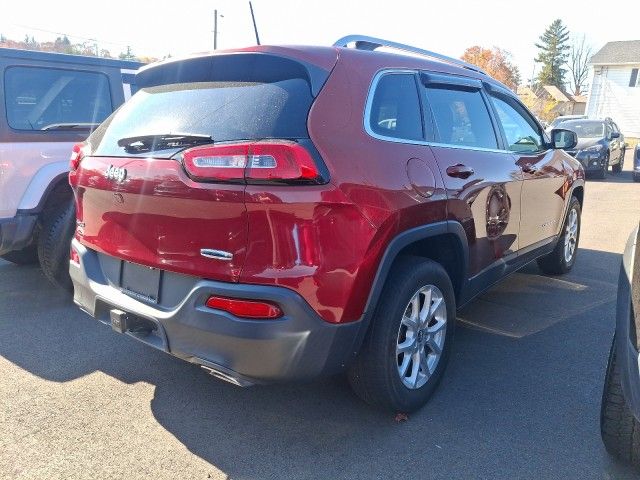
<box><xmin>70</xmin><ymin>246</ymin><xmax>80</xmax><ymax>264</ymax></box>
<box><xmin>205</xmin><ymin>296</ymin><xmax>283</xmax><ymax>319</ymax></box>
<box><xmin>69</xmin><ymin>143</ymin><xmax>88</xmax><ymax>171</ymax></box>
<box><xmin>181</xmin><ymin>141</ymin><xmax>324</xmax><ymax>184</ymax></box>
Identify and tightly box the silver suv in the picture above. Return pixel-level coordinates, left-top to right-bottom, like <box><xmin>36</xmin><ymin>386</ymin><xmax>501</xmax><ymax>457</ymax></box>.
<box><xmin>0</xmin><ymin>48</ymin><xmax>141</xmax><ymax>289</ymax></box>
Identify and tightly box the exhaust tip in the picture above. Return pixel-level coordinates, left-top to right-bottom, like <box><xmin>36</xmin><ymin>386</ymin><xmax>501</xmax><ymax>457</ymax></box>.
<box><xmin>200</xmin><ymin>365</ymin><xmax>252</xmax><ymax>387</ymax></box>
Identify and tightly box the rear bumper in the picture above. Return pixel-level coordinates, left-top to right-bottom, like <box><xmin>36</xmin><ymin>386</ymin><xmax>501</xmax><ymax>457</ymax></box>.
<box><xmin>70</xmin><ymin>239</ymin><xmax>363</xmax><ymax>385</ymax></box>
<box><xmin>0</xmin><ymin>214</ymin><xmax>37</xmax><ymax>255</ymax></box>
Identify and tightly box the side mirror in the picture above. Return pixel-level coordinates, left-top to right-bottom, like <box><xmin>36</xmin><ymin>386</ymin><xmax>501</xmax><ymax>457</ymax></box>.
<box><xmin>550</xmin><ymin>128</ymin><xmax>577</xmax><ymax>150</ymax></box>
<box><xmin>610</xmin><ymin>131</ymin><xmax>620</xmax><ymax>139</ymax></box>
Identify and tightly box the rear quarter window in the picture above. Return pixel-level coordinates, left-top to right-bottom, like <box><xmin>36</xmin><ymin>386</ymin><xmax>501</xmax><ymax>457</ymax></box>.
<box><xmin>367</xmin><ymin>73</ymin><xmax>423</xmax><ymax>142</ymax></box>
<box><xmin>4</xmin><ymin>66</ymin><xmax>112</xmax><ymax>131</ymax></box>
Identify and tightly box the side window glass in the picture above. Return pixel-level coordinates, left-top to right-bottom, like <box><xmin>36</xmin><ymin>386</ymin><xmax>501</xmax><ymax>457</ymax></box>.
<box><xmin>489</xmin><ymin>95</ymin><xmax>544</xmax><ymax>153</ymax></box>
<box><xmin>4</xmin><ymin>66</ymin><xmax>113</xmax><ymax>131</ymax></box>
<box><xmin>369</xmin><ymin>73</ymin><xmax>423</xmax><ymax>141</ymax></box>
<box><xmin>424</xmin><ymin>87</ymin><xmax>497</xmax><ymax>149</ymax></box>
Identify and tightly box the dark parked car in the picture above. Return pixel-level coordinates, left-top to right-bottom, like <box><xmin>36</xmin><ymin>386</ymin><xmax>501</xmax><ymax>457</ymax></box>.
<box><xmin>561</xmin><ymin>119</ymin><xmax>625</xmax><ymax>179</ymax></box>
<box><xmin>634</xmin><ymin>144</ymin><xmax>640</xmax><ymax>183</ymax></box>
<box><xmin>601</xmin><ymin>224</ymin><xmax>640</xmax><ymax>468</ymax></box>
<box><xmin>68</xmin><ymin>35</ymin><xmax>584</xmax><ymax>411</ymax></box>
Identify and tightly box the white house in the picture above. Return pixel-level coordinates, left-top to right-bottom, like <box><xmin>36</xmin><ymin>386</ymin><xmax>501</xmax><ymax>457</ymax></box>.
<box><xmin>586</xmin><ymin>40</ymin><xmax>640</xmax><ymax>137</ymax></box>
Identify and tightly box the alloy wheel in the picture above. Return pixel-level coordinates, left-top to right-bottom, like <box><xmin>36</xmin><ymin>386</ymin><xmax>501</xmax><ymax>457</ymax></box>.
<box><xmin>396</xmin><ymin>285</ymin><xmax>447</xmax><ymax>390</ymax></box>
<box><xmin>564</xmin><ymin>207</ymin><xmax>578</xmax><ymax>263</ymax></box>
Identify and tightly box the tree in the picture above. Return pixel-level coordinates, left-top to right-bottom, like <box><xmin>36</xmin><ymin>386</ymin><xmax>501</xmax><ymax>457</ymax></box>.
<box><xmin>119</xmin><ymin>45</ymin><xmax>135</xmax><ymax>60</ymax></box>
<box><xmin>567</xmin><ymin>35</ymin><xmax>593</xmax><ymax>96</ymax></box>
<box><xmin>461</xmin><ymin>46</ymin><xmax>521</xmax><ymax>90</ymax></box>
<box><xmin>535</xmin><ymin>19</ymin><xmax>570</xmax><ymax>88</ymax></box>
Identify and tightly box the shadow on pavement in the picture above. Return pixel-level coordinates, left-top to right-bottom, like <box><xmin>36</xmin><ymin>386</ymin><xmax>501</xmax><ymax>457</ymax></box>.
<box><xmin>0</xmin><ymin>246</ymin><xmax>637</xmax><ymax>479</ymax></box>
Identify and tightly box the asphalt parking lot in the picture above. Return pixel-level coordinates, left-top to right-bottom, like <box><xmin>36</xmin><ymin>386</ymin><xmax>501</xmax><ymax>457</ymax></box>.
<box><xmin>2</xmin><ymin>151</ymin><xmax>640</xmax><ymax>480</ymax></box>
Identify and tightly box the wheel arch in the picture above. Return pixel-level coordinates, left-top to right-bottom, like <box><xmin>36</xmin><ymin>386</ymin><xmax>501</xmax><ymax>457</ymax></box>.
<box><xmin>363</xmin><ymin>221</ymin><xmax>469</xmax><ymax>320</ymax></box>
<box><xmin>349</xmin><ymin>220</ymin><xmax>469</xmax><ymax>362</ymax></box>
<box><xmin>572</xmin><ymin>184</ymin><xmax>584</xmax><ymax>208</ymax></box>
<box><xmin>17</xmin><ymin>172</ymin><xmax>73</xmax><ymax>219</ymax></box>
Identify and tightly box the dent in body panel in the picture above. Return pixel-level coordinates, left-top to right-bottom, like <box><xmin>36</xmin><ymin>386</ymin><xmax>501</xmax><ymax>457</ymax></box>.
<box><xmin>241</xmin><ymin>185</ymin><xmax>379</xmax><ymax>323</ymax></box>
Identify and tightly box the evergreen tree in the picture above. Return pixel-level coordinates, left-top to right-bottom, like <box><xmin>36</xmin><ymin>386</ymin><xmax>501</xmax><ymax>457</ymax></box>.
<box><xmin>535</xmin><ymin>19</ymin><xmax>570</xmax><ymax>88</ymax></box>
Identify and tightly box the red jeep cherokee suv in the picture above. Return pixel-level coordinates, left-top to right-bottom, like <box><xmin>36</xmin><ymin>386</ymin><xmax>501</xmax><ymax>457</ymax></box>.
<box><xmin>69</xmin><ymin>36</ymin><xmax>584</xmax><ymax>411</ymax></box>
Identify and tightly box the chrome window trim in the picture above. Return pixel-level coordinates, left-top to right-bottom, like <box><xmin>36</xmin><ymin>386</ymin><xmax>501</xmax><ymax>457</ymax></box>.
<box><xmin>363</xmin><ymin>69</ymin><xmax>511</xmax><ymax>155</ymax></box>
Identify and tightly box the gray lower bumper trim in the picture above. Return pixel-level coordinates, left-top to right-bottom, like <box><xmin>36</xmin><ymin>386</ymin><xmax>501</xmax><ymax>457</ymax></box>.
<box><xmin>70</xmin><ymin>239</ymin><xmax>363</xmax><ymax>384</ymax></box>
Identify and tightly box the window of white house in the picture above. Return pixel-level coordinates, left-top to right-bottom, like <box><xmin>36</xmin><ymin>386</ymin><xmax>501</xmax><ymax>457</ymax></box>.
<box><xmin>630</xmin><ymin>68</ymin><xmax>639</xmax><ymax>87</ymax></box>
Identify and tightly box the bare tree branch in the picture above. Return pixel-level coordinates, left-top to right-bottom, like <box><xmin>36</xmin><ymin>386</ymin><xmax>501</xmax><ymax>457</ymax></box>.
<box><xmin>567</xmin><ymin>35</ymin><xmax>593</xmax><ymax>96</ymax></box>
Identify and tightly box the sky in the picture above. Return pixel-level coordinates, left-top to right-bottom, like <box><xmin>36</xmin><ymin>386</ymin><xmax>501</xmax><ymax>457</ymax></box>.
<box><xmin>2</xmin><ymin>0</ymin><xmax>639</xmax><ymax>86</ymax></box>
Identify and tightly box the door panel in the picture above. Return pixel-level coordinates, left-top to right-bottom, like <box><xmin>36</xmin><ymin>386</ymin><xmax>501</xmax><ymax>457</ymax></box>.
<box><xmin>515</xmin><ymin>150</ymin><xmax>568</xmax><ymax>248</ymax></box>
<box><xmin>421</xmin><ymin>80</ymin><xmax>523</xmax><ymax>277</ymax></box>
<box><xmin>486</xmin><ymin>93</ymin><xmax>566</xmax><ymax>249</ymax></box>
<box><xmin>432</xmin><ymin>145</ymin><xmax>522</xmax><ymax>276</ymax></box>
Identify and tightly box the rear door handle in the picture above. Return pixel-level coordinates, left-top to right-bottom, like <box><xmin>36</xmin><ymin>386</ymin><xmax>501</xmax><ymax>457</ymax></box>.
<box><xmin>446</xmin><ymin>164</ymin><xmax>474</xmax><ymax>179</ymax></box>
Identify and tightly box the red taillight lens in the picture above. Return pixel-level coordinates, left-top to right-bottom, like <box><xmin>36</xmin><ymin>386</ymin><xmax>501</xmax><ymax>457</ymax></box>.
<box><xmin>205</xmin><ymin>296</ymin><xmax>283</xmax><ymax>319</ymax></box>
<box><xmin>246</xmin><ymin>142</ymin><xmax>320</xmax><ymax>182</ymax></box>
<box><xmin>69</xmin><ymin>143</ymin><xmax>87</xmax><ymax>171</ymax></box>
<box><xmin>70</xmin><ymin>246</ymin><xmax>80</xmax><ymax>264</ymax></box>
<box><xmin>181</xmin><ymin>141</ymin><xmax>323</xmax><ymax>184</ymax></box>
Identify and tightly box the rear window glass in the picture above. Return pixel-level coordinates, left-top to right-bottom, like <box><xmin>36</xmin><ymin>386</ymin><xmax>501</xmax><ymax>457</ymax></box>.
<box><xmin>91</xmin><ymin>78</ymin><xmax>313</xmax><ymax>157</ymax></box>
<box><xmin>368</xmin><ymin>73</ymin><xmax>423</xmax><ymax>141</ymax></box>
<box><xmin>425</xmin><ymin>87</ymin><xmax>497</xmax><ymax>149</ymax></box>
<box><xmin>4</xmin><ymin>66</ymin><xmax>112</xmax><ymax>131</ymax></box>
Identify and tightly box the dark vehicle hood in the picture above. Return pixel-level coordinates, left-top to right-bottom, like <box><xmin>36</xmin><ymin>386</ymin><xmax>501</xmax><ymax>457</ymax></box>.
<box><xmin>576</xmin><ymin>137</ymin><xmax>605</xmax><ymax>150</ymax></box>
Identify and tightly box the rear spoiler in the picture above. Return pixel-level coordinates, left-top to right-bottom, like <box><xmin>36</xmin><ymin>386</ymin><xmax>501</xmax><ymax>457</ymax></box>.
<box><xmin>135</xmin><ymin>52</ymin><xmax>331</xmax><ymax>97</ymax></box>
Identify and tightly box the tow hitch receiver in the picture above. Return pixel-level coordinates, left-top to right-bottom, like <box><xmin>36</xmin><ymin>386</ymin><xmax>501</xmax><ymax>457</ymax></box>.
<box><xmin>110</xmin><ymin>309</ymin><xmax>129</xmax><ymax>333</ymax></box>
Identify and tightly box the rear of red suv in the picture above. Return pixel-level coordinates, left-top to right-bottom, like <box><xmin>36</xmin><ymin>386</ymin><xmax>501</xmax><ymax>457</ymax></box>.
<box><xmin>69</xmin><ymin>47</ymin><xmax>377</xmax><ymax>386</ymax></box>
<box><xmin>71</xmin><ymin>41</ymin><xmax>584</xmax><ymax>412</ymax></box>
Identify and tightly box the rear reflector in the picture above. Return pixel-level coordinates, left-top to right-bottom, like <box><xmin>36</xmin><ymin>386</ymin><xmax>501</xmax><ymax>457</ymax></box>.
<box><xmin>205</xmin><ymin>296</ymin><xmax>283</xmax><ymax>319</ymax></box>
<box><xmin>181</xmin><ymin>141</ymin><xmax>322</xmax><ymax>184</ymax></box>
<box><xmin>70</xmin><ymin>246</ymin><xmax>80</xmax><ymax>264</ymax></box>
<box><xmin>69</xmin><ymin>142</ymin><xmax>89</xmax><ymax>171</ymax></box>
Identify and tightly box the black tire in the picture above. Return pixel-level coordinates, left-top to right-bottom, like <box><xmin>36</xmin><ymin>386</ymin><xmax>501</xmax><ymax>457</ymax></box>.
<box><xmin>348</xmin><ymin>256</ymin><xmax>456</xmax><ymax>412</ymax></box>
<box><xmin>0</xmin><ymin>244</ymin><xmax>39</xmax><ymax>265</ymax></box>
<box><xmin>634</xmin><ymin>173</ymin><xmax>640</xmax><ymax>183</ymax></box>
<box><xmin>596</xmin><ymin>153</ymin><xmax>609</xmax><ymax>179</ymax></box>
<box><xmin>37</xmin><ymin>200</ymin><xmax>75</xmax><ymax>292</ymax></box>
<box><xmin>612</xmin><ymin>149</ymin><xmax>624</xmax><ymax>173</ymax></box>
<box><xmin>600</xmin><ymin>337</ymin><xmax>640</xmax><ymax>468</ymax></box>
<box><xmin>537</xmin><ymin>196</ymin><xmax>581</xmax><ymax>275</ymax></box>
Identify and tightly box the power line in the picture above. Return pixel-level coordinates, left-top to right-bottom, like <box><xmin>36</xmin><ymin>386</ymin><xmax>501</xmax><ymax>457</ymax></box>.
<box><xmin>6</xmin><ymin>22</ymin><xmax>130</xmax><ymax>48</ymax></box>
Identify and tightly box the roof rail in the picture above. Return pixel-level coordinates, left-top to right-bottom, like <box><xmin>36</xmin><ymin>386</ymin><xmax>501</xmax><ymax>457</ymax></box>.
<box><xmin>333</xmin><ymin>35</ymin><xmax>487</xmax><ymax>76</ymax></box>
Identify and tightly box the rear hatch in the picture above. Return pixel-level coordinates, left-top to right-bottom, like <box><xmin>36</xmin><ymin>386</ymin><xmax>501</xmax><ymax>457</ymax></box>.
<box><xmin>70</xmin><ymin>50</ymin><xmax>336</xmax><ymax>283</ymax></box>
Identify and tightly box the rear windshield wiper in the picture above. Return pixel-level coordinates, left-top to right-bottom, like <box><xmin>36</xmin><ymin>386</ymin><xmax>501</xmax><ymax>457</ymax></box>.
<box><xmin>41</xmin><ymin>123</ymin><xmax>100</xmax><ymax>131</ymax></box>
<box><xmin>117</xmin><ymin>133</ymin><xmax>214</xmax><ymax>153</ymax></box>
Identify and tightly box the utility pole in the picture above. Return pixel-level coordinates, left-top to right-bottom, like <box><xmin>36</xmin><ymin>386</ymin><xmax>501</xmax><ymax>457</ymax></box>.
<box><xmin>214</xmin><ymin>9</ymin><xmax>218</xmax><ymax>50</ymax></box>
<box><xmin>213</xmin><ymin>10</ymin><xmax>223</xmax><ymax>49</ymax></box>
<box><xmin>249</xmin><ymin>1</ymin><xmax>260</xmax><ymax>45</ymax></box>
